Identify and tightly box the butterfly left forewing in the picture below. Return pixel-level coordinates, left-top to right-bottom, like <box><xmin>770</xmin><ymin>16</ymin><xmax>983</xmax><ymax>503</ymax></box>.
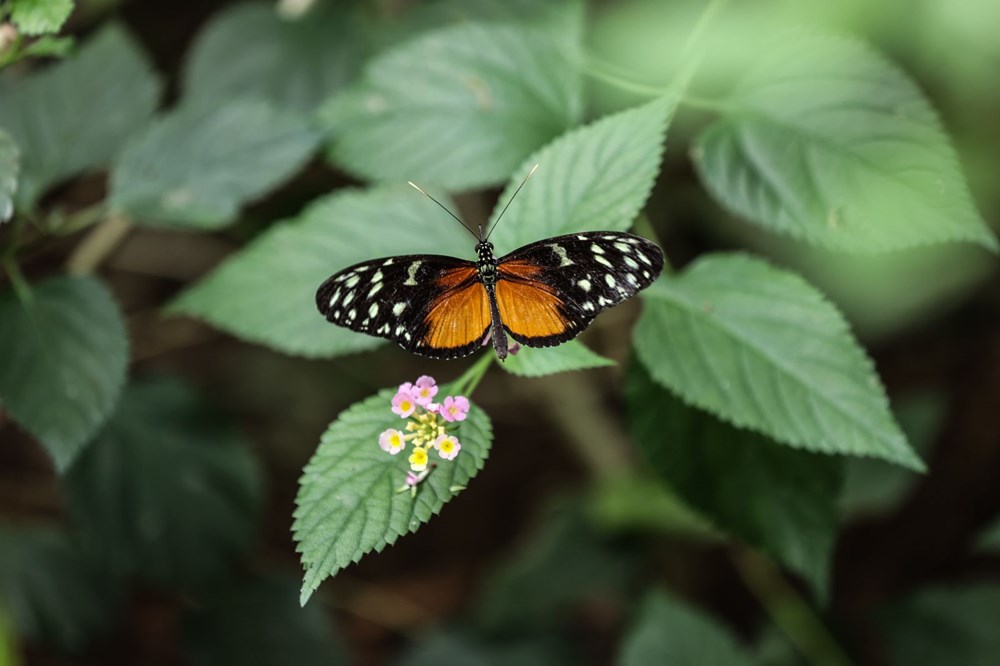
<box><xmin>495</xmin><ymin>231</ymin><xmax>664</xmax><ymax>347</ymax></box>
<box><xmin>317</xmin><ymin>254</ymin><xmax>489</xmax><ymax>359</ymax></box>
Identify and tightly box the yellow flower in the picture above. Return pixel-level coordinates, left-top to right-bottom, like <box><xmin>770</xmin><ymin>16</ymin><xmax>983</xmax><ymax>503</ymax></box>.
<box><xmin>408</xmin><ymin>446</ymin><xmax>429</xmax><ymax>472</ymax></box>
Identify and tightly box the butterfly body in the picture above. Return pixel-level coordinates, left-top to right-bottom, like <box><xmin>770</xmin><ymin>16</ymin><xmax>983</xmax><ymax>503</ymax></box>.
<box><xmin>316</xmin><ymin>231</ymin><xmax>664</xmax><ymax>361</ymax></box>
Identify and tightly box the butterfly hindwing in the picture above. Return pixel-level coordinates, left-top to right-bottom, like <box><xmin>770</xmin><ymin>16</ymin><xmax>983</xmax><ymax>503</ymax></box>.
<box><xmin>495</xmin><ymin>231</ymin><xmax>664</xmax><ymax>347</ymax></box>
<box><xmin>316</xmin><ymin>254</ymin><xmax>490</xmax><ymax>360</ymax></box>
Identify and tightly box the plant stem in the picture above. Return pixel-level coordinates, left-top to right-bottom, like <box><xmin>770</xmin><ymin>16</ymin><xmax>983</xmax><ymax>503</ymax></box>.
<box><xmin>731</xmin><ymin>546</ymin><xmax>855</xmax><ymax>666</ymax></box>
<box><xmin>65</xmin><ymin>212</ymin><xmax>131</xmax><ymax>275</ymax></box>
<box><xmin>451</xmin><ymin>351</ymin><xmax>494</xmax><ymax>397</ymax></box>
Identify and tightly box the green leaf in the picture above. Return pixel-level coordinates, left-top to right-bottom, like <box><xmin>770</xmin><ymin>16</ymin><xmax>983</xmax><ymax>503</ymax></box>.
<box><xmin>294</xmin><ymin>388</ymin><xmax>492</xmax><ymax>605</ymax></box>
<box><xmin>0</xmin><ymin>525</ymin><xmax>122</xmax><ymax>652</ymax></box>
<box><xmin>319</xmin><ymin>21</ymin><xmax>582</xmax><ymax>191</ymax></box>
<box><xmin>170</xmin><ymin>186</ymin><xmax>472</xmax><ymax>357</ymax></box>
<box><xmin>839</xmin><ymin>391</ymin><xmax>944</xmax><ymax>518</ymax></box>
<box><xmin>627</xmin><ymin>360</ymin><xmax>842</xmax><ymax>599</ymax></box>
<box><xmin>0</xmin><ymin>24</ymin><xmax>161</xmax><ymax>208</ymax></box>
<box><xmin>618</xmin><ymin>592</ymin><xmax>755</xmax><ymax>666</ymax></box>
<box><xmin>109</xmin><ymin>98</ymin><xmax>320</xmax><ymax>228</ymax></box>
<box><xmin>0</xmin><ymin>129</ymin><xmax>18</xmax><ymax>223</ymax></box>
<box><xmin>883</xmin><ymin>585</ymin><xmax>1000</xmax><ymax>666</ymax></box>
<box><xmin>183</xmin><ymin>3</ymin><xmax>367</xmax><ymax>114</ymax></box>
<box><xmin>502</xmin><ymin>340</ymin><xmax>614</xmax><ymax>377</ymax></box>
<box><xmin>694</xmin><ymin>32</ymin><xmax>996</xmax><ymax>253</ymax></box>
<box><xmin>10</xmin><ymin>0</ymin><xmax>74</xmax><ymax>36</ymax></box>
<box><xmin>0</xmin><ymin>276</ymin><xmax>128</xmax><ymax>470</ymax></box>
<box><xmin>182</xmin><ymin>575</ymin><xmax>348</xmax><ymax>666</ymax></box>
<box><xmin>487</xmin><ymin>95</ymin><xmax>675</xmax><ymax>252</ymax></box>
<box><xmin>475</xmin><ymin>505</ymin><xmax>633</xmax><ymax>633</ymax></box>
<box><xmin>634</xmin><ymin>253</ymin><xmax>923</xmax><ymax>470</ymax></box>
<box><xmin>65</xmin><ymin>377</ymin><xmax>262</xmax><ymax>586</ymax></box>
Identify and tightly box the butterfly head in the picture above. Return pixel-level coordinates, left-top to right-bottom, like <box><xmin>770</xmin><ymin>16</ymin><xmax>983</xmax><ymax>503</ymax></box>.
<box><xmin>475</xmin><ymin>240</ymin><xmax>495</xmax><ymax>262</ymax></box>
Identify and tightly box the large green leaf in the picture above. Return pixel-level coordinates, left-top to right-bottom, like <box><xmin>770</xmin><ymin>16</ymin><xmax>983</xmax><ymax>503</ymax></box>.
<box><xmin>0</xmin><ymin>129</ymin><xmax>17</xmax><ymax>223</ymax></box>
<box><xmin>884</xmin><ymin>585</ymin><xmax>1000</xmax><ymax>666</ymax></box>
<box><xmin>0</xmin><ymin>525</ymin><xmax>122</xmax><ymax>652</ymax></box>
<box><xmin>294</xmin><ymin>388</ymin><xmax>492</xmax><ymax>605</ymax></box>
<box><xmin>618</xmin><ymin>592</ymin><xmax>755</xmax><ymax>666</ymax></box>
<box><xmin>0</xmin><ymin>276</ymin><xmax>128</xmax><ymax>470</ymax></box>
<box><xmin>694</xmin><ymin>32</ymin><xmax>996</xmax><ymax>253</ymax></box>
<box><xmin>502</xmin><ymin>340</ymin><xmax>614</xmax><ymax>378</ymax></box>
<box><xmin>9</xmin><ymin>0</ymin><xmax>74</xmax><ymax>35</ymax></box>
<box><xmin>487</xmin><ymin>95</ymin><xmax>675</xmax><ymax>252</ymax></box>
<box><xmin>319</xmin><ymin>21</ymin><xmax>582</xmax><ymax>191</ymax></box>
<box><xmin>183</xmin><ymin>2</ymin><xmax>367</xmax><ymax>114</ymax></box>
<box><xmin>634</xmin><ymin>253</ymin><xmax>922</xmax><ymax>470</ymax></box>
<box><xmin>109</xmin><ymin>98</ymin><xmax>320</xmax><ymax>228</ymax></box>
<box><xmin>0</xmin><ymin>24</ymin><xmax>161</xmax><ymax>208</ymax></box>
<box><xmin>627</xmin><ymin>361</ymin><xmax>842</xmax><ymax>598</ymax></box>
<box><xmin>65</xmin><ymin>378</ymin><xmax>262</xmax><ymax>586</ymax></box>
<box><xmin>170</xmin><ymin>186</ymin><xmax>473</xmax><ymax>357</ymax></box>
<box><xmin>182</xmin><ymin>575</ymin><xmax>348</xmax><ymax>666</ymax></box>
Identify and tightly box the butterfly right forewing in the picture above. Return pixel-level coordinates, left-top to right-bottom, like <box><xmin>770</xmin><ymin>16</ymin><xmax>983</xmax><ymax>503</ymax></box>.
<box><xmin>316</xmin><ymin>254</ymin><xmax>490</xmax><ymax>359</ymax></box>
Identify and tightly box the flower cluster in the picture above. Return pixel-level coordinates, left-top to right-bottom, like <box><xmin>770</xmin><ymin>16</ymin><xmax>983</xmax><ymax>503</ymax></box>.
<box><xmin>379</xmin><ymin>376</ymin><xmax>469</xmax><ymax>485</ymax></box>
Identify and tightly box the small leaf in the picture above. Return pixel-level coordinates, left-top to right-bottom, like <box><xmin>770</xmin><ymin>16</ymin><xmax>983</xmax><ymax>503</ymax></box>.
<box><xmin>182</xmin><ymin>575</ymin><xmax>348</xmax><ymax>666</ymax></box>
<box><xmin>65</xmin><ymin>378</ymin><xmax>263</xmax><ymax>586</ymax></box>
<box><xmin>694</xmin><ymin>32</ymin><xmax>996</xmax><ymax>253</ymax></box>
<box><xmin>294</xmin><ymin>389</ymin><xmax>492</xmax><ymax>605</ymax></box>
<box><xmin>884</xmin><ymin>585</ymin><xmax>1000</xmax><ymax>666</ymax></box>
<box><xmin>0</xmin><ymin>129</ymin><xmax>18</xmax><ymax>223</ymax></box>
<box><xmin>0</xmin><ymin>276</ymin><xmax>128</xmax><ymax>470</ymax></box>
<box><xmin>19</xmin><ymin>35</ymin><xmax>74</xmax><ymax>58</ymax></box>
<box><xmin>10</xmin><ymin>0</ymin><xmax>74</xmax><ymax>36</ymax></box>
<box><xmin>319</xmin><ymin>21</ymin><xmax>582</xmax><ymax>191</ymax></box>
<box><xmin>0</xmin><ymin>525</ymin><xmax>122</xmax><ymax>652</ymax></box>
<box><xmin>627</xmin><ymin>360</ymin><xmax>842</xmax><ymax>599</ymax></box>
<box><xmin>487</xmin><ymin>95</ymin><xmax>675</xmax><ymax>252</ymax></box>
<box><xmin>618</xmin><ymin>592</ymin><xmax>755</xmax><ymax>666</ymax></box>
<box><xmin>635</xmin><ymin>253</ymin><xmax>923</xmax><ymax>470</ymax></box>
<box><xmin>170</xmin><ymin>186</ymin><xmax>473</xmax><ymax>357</ymax></box>
<box><xmin>502</xmin><ymin>340</ymin><xmax>614</xmax><ymax>377</ymax></box>
<box><xmin>110</xmin><ymin>98</ymin><xmax>320</xmax><ymax>228</ymax></box>
<box><xmin>0</xmin><ymin>24</ymin><xmax>162</xmax><ymax>208</ymax></box>
<box><xmin>183</xmin><ymin>3</ymin><xmax>367</xmax><ymax>114</ymax></box>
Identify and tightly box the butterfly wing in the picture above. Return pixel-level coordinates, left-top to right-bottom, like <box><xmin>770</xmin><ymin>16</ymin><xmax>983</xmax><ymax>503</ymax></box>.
<box><xmin>495</xmin><ymin>231</ymin><xmax>664</xmax><ymax>347</ymax></box>
<box><xmin>316</xmin><ymin>254</ymin><xmax>490</xmax><ymax>360</ymax></box>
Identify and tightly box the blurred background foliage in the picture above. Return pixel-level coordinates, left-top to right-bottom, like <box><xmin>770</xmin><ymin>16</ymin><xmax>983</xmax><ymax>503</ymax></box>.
<box><xmin>0</xmin><ymin>0</ymin><xmax>999</xmax><ymax>664</ymax></box>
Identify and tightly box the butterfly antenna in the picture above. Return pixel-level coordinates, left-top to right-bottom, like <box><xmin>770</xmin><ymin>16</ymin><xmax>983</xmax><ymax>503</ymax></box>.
<box><xmin>407</xmin><ymin>181</ymin><xmax>479</xmax><ymax>239</ymax></box>
<box><xmin>485</xmin><ymin>163</ymin><xmax>539</xmax><ymax>242</ymax></box>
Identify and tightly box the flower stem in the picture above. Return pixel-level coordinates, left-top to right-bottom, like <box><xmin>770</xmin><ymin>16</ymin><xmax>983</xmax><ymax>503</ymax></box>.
<box><xmin>451</xmin><ymin>352</ymin><xmax>494</xmax><ymax>397</ymax></box>
<box><xmin>2</xmin><ymin>256</ymin><xmax>32</xmax><ymax>304</ymax></box>
<box><xmin>65</xmin><ymin>212</ymin><xmax>132</xmax><ymax>275</ymax></box>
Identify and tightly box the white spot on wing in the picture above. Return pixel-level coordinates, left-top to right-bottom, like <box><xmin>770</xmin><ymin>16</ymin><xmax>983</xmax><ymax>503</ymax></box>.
<box><xmin>590</xmin><ymin>243</ymin><xmax>605</xmax><ymax>255</ymax></box>
<box><xmin>404</xmin><ymin>261</ymin><xmax>423</xmax><ymax>286</ymax></box>
<box><xmin>638</xmin><ymin>252</ymin><xmax>652</xmax><ymax>266</ymax></box>
<box><xmin>614</xmin><ymin>242</ymin><xmax>630</xmax><ymax>253</ymax></box>
<box><xmin>605</xmin><ymin>274</ymin><xmax>616</xmax><ymax>287</ymax></box>
<box><xmin>345</xmin><ymin>275</ymin><xmax>359</xmax><ymax>288</ymax></box>
<box><xmin>368</xmin><ymin>283</ymin><xmax>383</xmax><ymax>298</ymax></box>
<box><xmin>551</xmin><ymin>244</ymin><xmax>573</xmax><ymax>267</ymax></box>
<box><xmin>343</xmin><ymin>292</ymin><xmax>355</xmax><ymax>306</ymax></box>
<box><xmin>328</xmin><ymin>290</ymin><xmax>342</xmax><ymax>307</ymax></box>
<box><xmin>578</xmin><ymin>278</ymin><xmax>591</xmax><ymax>292</ymax></box>
<box><xmin>371</xmin><ymin>270</ymin><xmax>383</xmax><ymax>283</ymax></box>
<box><xmin>625</xmin><ymin>256</ymin><xmax>639</xmax><ymax>269</ymax></box>
<box><xmin>368</xmin><ymin>303</ymin><xmax>379</xmax><ymax>318</ymax></box>
<box><xmin>393</xmin><ymin>302</ymin><xmax>406</xmax><ymax>316</ymax></box>
<box><xmin>582</xmin><ymin>302</ymin><xmax>595</xmax><ymax>311</ymax></box>
<box><xmin>595</xmin><ymin>255</ymin><xmax>613</xmax><ymax>268</ymax></box>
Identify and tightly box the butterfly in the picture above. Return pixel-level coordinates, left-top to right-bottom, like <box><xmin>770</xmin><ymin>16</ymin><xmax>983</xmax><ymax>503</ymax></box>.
<box><xmin>316</xmin><ymin>168</ymin><xmax>664</xmax><ymax>361</ymax></box>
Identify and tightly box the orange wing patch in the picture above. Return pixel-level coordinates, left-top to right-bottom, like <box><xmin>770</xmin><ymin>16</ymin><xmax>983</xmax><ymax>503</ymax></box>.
<box><xmin>423</xmin><ymin>271</ymin><xmax>490</xmax><ymax>350</ymax></box>
<box><xmin>495</xmin><ymin>279</ymin><xmax>569</xmax><ymax>340</ymax></box>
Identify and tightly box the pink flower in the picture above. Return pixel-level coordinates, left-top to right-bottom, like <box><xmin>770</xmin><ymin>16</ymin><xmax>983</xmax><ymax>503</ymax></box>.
<box><xmin>440</xmin><ymin>395</ymin><xmax>470</xmax><ymax>423</ymax></box>
<box><xmin>378</xmin><ymin>429</ymin><xmax>406</xmax><ymax>455</ymax></box>
<box><xmin>434</xmin><ymin>435</ymin><xmax>462</xmax><ymax>461</ymax></box>
<box><xmin>426</xmin><ymin>402</ymin><xmax>440</xmax><ymax>414</ymax></box>
<box><xmin>391</xmin><ymin>388</ymin><xmax>417</xmax><ymax>418</ymax></box>
<box><xmin>413</xmin><ymin>375</ymin><xmax>439</xmax><ymax>406</ymax></box>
